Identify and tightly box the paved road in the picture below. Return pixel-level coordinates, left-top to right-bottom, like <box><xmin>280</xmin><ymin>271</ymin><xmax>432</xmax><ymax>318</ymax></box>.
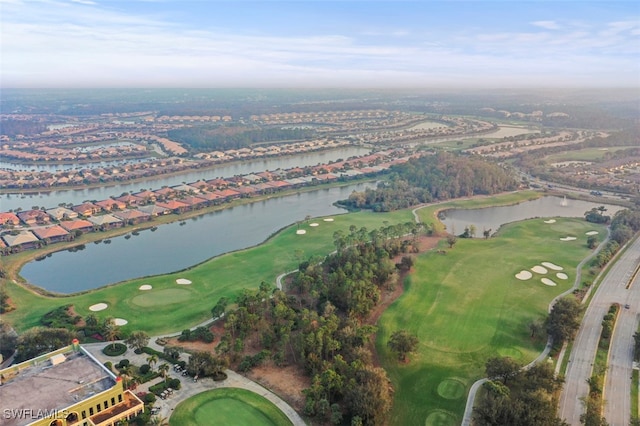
<box><xmin>559</xmin><ymin>236</ymin><xmax>640</xmax><ymax>425</ymax></box>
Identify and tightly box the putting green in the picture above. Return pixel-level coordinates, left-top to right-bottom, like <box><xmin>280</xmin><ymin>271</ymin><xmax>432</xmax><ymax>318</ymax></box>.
<box><xmin>130</xmin><ymin>288</ymin><xmax>192</xmax><ymax>307</ymax></box>
<box><xmin>437</xmin><ymin>378</ymin><xmax>466</xmax><ymax>400</ymax></box>
<box><xmin>425</xmin><ymin>410</ymin><xmax>458</xmax><ymax>426</ymax></box>
<box><xmin>170</xmin><ymin>388</ymin><xmax>292</xmax><ymax>426</ymax></box>
<box><xmin>497</xmin><ymin>347</ymin><xmax>523</xmax><ymax>360</ymax></box>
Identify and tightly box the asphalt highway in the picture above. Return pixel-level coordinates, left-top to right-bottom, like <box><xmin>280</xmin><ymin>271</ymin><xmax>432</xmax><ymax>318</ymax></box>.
<box><xmin>558</xmin><ymin>236</ymin><xmax>640</xmax><ymax>425</ymax></box>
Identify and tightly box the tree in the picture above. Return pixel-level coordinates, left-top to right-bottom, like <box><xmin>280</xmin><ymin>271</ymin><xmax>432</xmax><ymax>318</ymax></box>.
<box><xmin>485</xmin><ymin>357</ymin><xmax>522</xmax><ymax>385</ymax></box>
<box><xmin>634</xmin><ymin>331</ymin><xmax>640</xmax><ymax>362</ymax></box>
<box><xmin>102</xmin><ymin>318</ymin><xmax>120</xmax><ymax>350</ymax></box>
<box><xmin>158</xmin><ymin>363</ymin><xmax>170</xmax><ymax>379</ymax></box>
<box><xmin>146</xmin><ymin>353</ymin><xmax>159</xmax><ymax>369</ymax></box>
<box><xmin>587</xmin><ymin>235</ymin><xmax>598</xmax><ymax>249</ymax></box>
<box><xmin>0</xmin><ymin>319</ymin><xmax>18</xmax><ymax>359</ymax></box>
<box><xmin>84</xmin><ymin>314</ymin><xmax>99</xmax><ymax>328</ymax></box>
<box><xmin>211</xmin><ymin>296</ymin><xmax>230</xmax><ymax>320</ymax></box>
<box><xmin>345</xmin><ymin>365</ymin><xmax>392</xmax><ymax>426</ymax></box>
<box><xmin>546</xmin><ymin>297</ymin><xmax>582</xmax><ymax>344</ymax></box>
<box><xmin>446</xmin><ymin>234</ymin><xmax>457</xmax><ymax>248</ymax></box>
<box><xmin>124</xmin><ymin>331</ymin><xmax>149</xmax><ymax>352</ymax></box>
<box><xmin>15</xmin><ymin>327</ymin><xmax>76</xmax><ymax>362</ymax></box>
<box><xmin>387</xmin><ymin>329</ymin><xmax>419</xmax><ymax>362</ymax></box>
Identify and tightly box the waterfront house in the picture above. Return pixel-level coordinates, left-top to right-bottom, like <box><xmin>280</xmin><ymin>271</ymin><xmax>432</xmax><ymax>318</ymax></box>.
<box><xmin>46</xmin><ymin>206</ymin><xmax>78</xmax><ymax>221</ymax></box>
<box><xmin>88</xmin><ymin>214</ymin><xmax>123</xmax><ymax>230</ymax></box>
<box><xmin>112</xmin><ymin>209</ymin><xmax>151</xmax><ymax>225</ymax></box>
<box><xmin>115</xmin><ymin>193</ymin><xmax>144</xmax><ymax>207</ymax></box>
<box><xmin>136</xmin><ymin>204</ymin><xmax>171</xmax><ymax>217</ymax></box>
<box><xmin>0</xmin><ymin>212</ymin><xmax>20</xmax><ymax>227</ymax></box>
<box><xmin>2</xmin><ymin>230</ymin><xmax>40</xmax><ymax>251</ymax></box>
<box><xmin>131</xmin><ymin>189</ymin><xmax>157</xmax><ymax>203</ymax></box>
<box><xmin>155</xmin><ymin>200</ymin><xmax>189</xmax><ymax>214</ymax></box>
<box><xmin>60</xmin><ymin>219</ymin><xmax>95</xmax><ymax>234</ymax></box>
<box><xmin>32</xmin><ymin>225</ymin><xmax>70</xmax><ymax>243</ymax></box>
<box><xmin>17</xmin><ymin>209</ymin><xmax>51</xmax><ymax>226</ymax></box>
<box><xmin>154</xmin><ymin>186</ymin><xmax>176</xmax><ymax>200</ymax></box>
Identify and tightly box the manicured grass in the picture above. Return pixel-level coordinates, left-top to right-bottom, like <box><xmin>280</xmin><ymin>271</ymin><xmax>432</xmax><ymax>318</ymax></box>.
<box><xmin>3</xmin><ymin>209</ymin><xmax>411</xmax><ymax>335</ymax></box>
<box><xmin>376</xmin><ymin>217</ymin><xmax>607</xmax><ymax>425</ymax></box>
<box><xmin>169</xmin><ymin>388</ymin><xmax>292</xmax><ymax>426</ymax></box>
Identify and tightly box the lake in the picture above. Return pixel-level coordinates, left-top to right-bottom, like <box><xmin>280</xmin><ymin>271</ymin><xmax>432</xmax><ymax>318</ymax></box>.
<box><xmin>440</xmin><ymin>196</ymin><xmax>624</xmax><ymax>235</ymax></box>
<box><xmin>20</xmin><ymin>181</ymin><xmax>374</xmax><ymax>293</ymax></box>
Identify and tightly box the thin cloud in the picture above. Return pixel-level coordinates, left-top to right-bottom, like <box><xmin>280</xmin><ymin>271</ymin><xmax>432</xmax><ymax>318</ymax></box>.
<box><xmin>532</xmin><ymin>20</ymin><xmax>561</xmax><ymax>30</ymax></box>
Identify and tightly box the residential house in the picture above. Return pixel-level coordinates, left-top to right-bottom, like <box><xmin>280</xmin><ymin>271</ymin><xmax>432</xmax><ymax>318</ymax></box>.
<box><xmin>136</xmin><ymin>204</ymin><xmax>170</xmax><ymax>217</ymax></box>
<box><xmin>46</xmin><ymin>206</ymin><xmax>78</xmax><ymax>221</ymax></box>
<box><xmin>2</xmin><ymin>231</ymin><xmax>40</xmax><ymax>251</ymax></box>
<box><xmin>0</xmin><ymin>212</ymin><xmax>20</xmax><ymax>228</ymax></box>
<box><xmin>155</xmin><ymin>200</ymin><xmax>189</xmax><ymax>214</ymax></box>
<box><xmin>112</xmin><ymin>209</ymin><xmax>151</xmax><ymax>225</ymax></box>
<box><xmin>31</xmin><ymin>225</ymin><xmax>70</xmax><ymax>244</ymax></box>
<box><xmin>94</xmin><ymin>199</ymin><xmax>126</xmax><ymax>212</ymax></box>
<box><xmin>88</xmin><ymin>214</ymin><xmax>123</xmax><ymax>230</ymax></box>
<box><xmin>60</xmin><ymin>219</ymin><xmax>95</xmax><ymax>234</ymax></box>
<box><xmin>72</xmin><ymin>202</ymin><xmax>101</xmax><ymax>217</ymax></box>
<box><xmin>17</xmin><ymin>209</ymin><xmax>51</xmax><ymax>226</ymax></box>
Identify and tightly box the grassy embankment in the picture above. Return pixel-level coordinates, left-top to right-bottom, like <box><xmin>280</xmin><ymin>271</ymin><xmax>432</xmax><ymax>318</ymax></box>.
<box><xmin>169</xmin><ymin>388</ymin><xmax>292</xmax><ymax>426</ymax></box>
<box><xmin>376</xmin><ymin>205</ymin><xmax>607</xmax><ymax>426</ymax></box>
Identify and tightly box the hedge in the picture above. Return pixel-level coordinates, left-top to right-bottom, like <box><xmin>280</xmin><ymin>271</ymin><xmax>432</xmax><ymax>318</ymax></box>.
<box><xmin>102</xmin><ymin>343</ymin><xmax>127</xmax><ymax>357</ymax></box>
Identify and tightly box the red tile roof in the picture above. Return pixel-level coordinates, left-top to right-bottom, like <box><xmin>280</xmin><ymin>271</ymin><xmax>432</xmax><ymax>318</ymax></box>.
<box><xmin>32</xmin><ymin>225</ymin><xmax>69</xmax><ymax>239</ymax></box>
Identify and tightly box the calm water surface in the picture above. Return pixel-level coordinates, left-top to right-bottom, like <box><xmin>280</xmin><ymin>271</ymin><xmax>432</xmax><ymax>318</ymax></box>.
<box><xmin>21</xmin><ymin>182</ymin><xmax>373</xmax><ymax>293</ymax></box>
<box><xmin>440</xmin><ymin>196</ymin><xmax>623</xmax><ymax>234</ymax></box>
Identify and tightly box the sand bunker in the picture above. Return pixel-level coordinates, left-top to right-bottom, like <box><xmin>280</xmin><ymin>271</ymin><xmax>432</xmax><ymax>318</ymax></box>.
<box><xmin>296</xmin><ymin>230</ymin><xmax>306</xmax><ymax>235</ymax></box>
<box><xmin>541</xmin><ymin>278</ymin><xmax>557</xmax><ymax>286</ymax></box>
<box><xmin>531</xmin><ymin>265</ymin><xmax>548</xmax><ymax>274</ymax></box>
<box><xmin>176</xmin><ymin>278</ymin><xmax>192</xmax><ymax>285</ymax></box>
<box><xmin>323</xmin><ymin>218</ymin><xmax>334</xmax><ymax>222</ymax></box>
<box><xmin>585</xmin><ymin>231</ymin><xmax>599</xmax><ymax>236</ymax></box>
<box><xmin>515</xmin><ymin>270</ymin><xmax>533</xmax><ymax>280</ymax></box>
<box><xmin>114</xmin><ymin>318</ymin><xmax>128</xmax><ymax>326</ymax></box>
<box><xmin>556</xmin><ymin>272</ymin><xmax>569</xmax><ymax>280</ymax></box>
<box><xmin>544</xmin><ymin>219</ymin><xmax>556</xmax><ymax>224</ymax></box>
<box><xmin>309</xmin><ymin>223</ymin><xmax>319</xmax><ymax>227</ymax></box>
<box><xmin>139</xmin><ymin>284</ymin><xmax>153</xmax><ymax>291</ymax></box>
<box><xmin>560</xmin><ymin>236</ymin><xmax>577</xmax><ymax>241</ymax></box>
<box><xmin>89</xmin><ymin>303</ymin><xmax>108</xmax><ymax>312</ymax></box>
<box><xmin>541</xmin><ymin>262</ymin><xmax>563</xmax><ymax>271</ymax></box>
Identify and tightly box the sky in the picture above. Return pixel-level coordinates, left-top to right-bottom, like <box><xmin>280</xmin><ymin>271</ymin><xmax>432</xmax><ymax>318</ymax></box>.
<box><xmin>1</xmin><ymin>0</ymin><xmax>639</xmax><ymax>88</ymax></box>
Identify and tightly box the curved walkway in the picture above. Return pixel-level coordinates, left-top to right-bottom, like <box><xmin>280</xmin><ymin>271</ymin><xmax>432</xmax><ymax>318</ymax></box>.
<box><xmin>83</xmin><ymin>342</ymin><xmax>306</xmax><ymax>426</ymax></box>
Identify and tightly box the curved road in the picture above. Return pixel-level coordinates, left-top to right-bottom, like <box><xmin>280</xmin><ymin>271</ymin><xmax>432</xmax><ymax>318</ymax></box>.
<box><xmin>559</xmin><ymin>236</ymin><xmax>640</xmax><ymax>425</ymax></box>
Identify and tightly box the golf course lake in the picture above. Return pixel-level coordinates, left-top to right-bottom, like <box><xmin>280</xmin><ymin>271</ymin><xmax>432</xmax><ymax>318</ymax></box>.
<box><xmin>440</xmin><ymin>196</ymin><xmax>623</xmax><ymax>234</ymax></box>
<box><xmin>20</xmin><ymin>182</ymin><xmax>375</xmax><ymax>293</ymax></box>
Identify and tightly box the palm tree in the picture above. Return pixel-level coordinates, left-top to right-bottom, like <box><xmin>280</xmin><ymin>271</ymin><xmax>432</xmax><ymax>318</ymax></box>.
<box><xmin>146</xmin><ymin>353</ymin><xmax>159</xmax><ymax>370</ymax></box>
<box><xmin>103</xmin><ymin>318</ymin><xmax>120</xmax><ymax>350</ymax></box>
<box><xmin>149</xmin><ymin>415</ymin><xmax>169</xmax><ymax>426</ymax></box>
<box><xmin>158</xmin><ymin>363</ymin><xmax>170</xmax><ymax>379</ymax></box>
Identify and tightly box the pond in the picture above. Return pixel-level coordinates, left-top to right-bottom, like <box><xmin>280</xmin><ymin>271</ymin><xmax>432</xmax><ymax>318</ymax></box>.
<box><xmin>439</xmin><ymin>196</ymin><xmax>624</xmax><ymax>235</ymax></box>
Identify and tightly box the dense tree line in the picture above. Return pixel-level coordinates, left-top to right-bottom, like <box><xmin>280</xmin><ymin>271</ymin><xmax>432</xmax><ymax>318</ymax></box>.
<box><xmin>211</xmin><ymin>224</ymin><xmax>420</xmax><ymax>425</ymax></box>
<box><xmin>0</xmin><ymin>119</ymin><xmax>47</xmax><ymax>137</ymax></box>
<box><xmin>167</xmin><ymin>125</ymin><xmax>316</xmax><ymax>152</ymax></box>
<box><xmin>339</xmin><ymin>152</ymin><xmax>518</xmax><ymax>211</ymax></box>
<box><xmin>474</xmin><ymin>357</ymin><xmax>567</xmax><ymax>425</ymax></box>
<box><xmin>591</xmin><ymin>208</ymin><xmax>640</xmax><ymax>268</ymax></box>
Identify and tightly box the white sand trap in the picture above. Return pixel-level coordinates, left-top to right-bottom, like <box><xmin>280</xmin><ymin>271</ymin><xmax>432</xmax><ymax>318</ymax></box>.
<box><xmin>139</xmin><ymin>284</ymin><xmax>153</xmax><ymax>291</ymax></box>
<box><xmin>323</xmin><ymin>218</ymin><xmax>334</xmax><ymax>222</ymax></box>
<box><xmin>309</xmin><ymin>223</ymin><xmax>319</xmax><ymax>227</ymax></box>
<box><xmin>114</xmin><ymin>318</ymin><xmax>128</xmax><ymax>326</ymax></box>
<box><xmin>176</xmin><ymin>278</ymin><xmax>192</xmax><ymax>285</ymax></box>
<box><xmin>556</xmin><ymin>272</ymin><xmax>569</xmax><ymax>280</ymax></box>
<box><xmin>541</xmin><ymin>278</ymin><xmax>557</xmax><ymax>286</ymax></box>
<box><xmin>515</xmin><ymin>270</ymin><xmax>533</xmax><ymax>280</ymax></box>
<box><xmin>544</xmin><ymin>219</ymin><xmax>556</xmax><ymax>224</ymax></box>
<box><xmin>296</xmin><ymin>229</ymin><xmax>306</xmax><ymax>235</ymax></box>
<box><xmin>541</xmin><ymin>262</ymin><xmax>563</xmax><ymax>271</ymax></box>
<box><xmin>531</xmin><ymin>265</ymin><xmax>548</xmax><ymax>274</ymax></box>
<box><xmin>560</xmin><ymin>236</ymin><xmax>577</xmax><ymax>241</ymax></box>
<box><xmin>585</xmin><ymin>231</ymin><xmax>599</xmax><ymax>236</ymax></box>
<box><xmin>89</xmin><ymin>303</ymin><xmax>108</xmax><ymax>312</ymax></box>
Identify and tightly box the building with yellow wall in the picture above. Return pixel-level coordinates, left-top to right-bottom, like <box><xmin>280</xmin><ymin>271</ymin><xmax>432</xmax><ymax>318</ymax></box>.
<box><xmin>0</xmin><ymin>339</ymin><xmax>144</xmax><ymax>426</ymax></box>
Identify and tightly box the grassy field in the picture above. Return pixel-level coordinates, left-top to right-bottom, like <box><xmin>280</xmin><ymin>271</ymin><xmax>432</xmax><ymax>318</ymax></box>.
<box><xmin>544</xmin><ymin>146</ymin><xmax>632</xmax><ymax>163</ymax></box>
<box><xmin>169</xmin><ymin>388</ymin><xmax>292</xmax><ymax>426</ymax></box>
<box><xmin>2</xmin><ymin>209</ymin><xmax>412</xmax><ymax>334</ymax></box>
<box><xmin>376</xmin><ymin>216</ymin><xmax>607</xmax><ymax>426</ymax></box>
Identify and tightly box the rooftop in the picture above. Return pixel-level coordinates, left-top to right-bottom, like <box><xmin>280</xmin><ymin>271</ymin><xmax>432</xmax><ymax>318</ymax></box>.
<box><xmin>0</xmin><ymin>349</ymin><xmax>115</xmax><ymax>426</ymax></box>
